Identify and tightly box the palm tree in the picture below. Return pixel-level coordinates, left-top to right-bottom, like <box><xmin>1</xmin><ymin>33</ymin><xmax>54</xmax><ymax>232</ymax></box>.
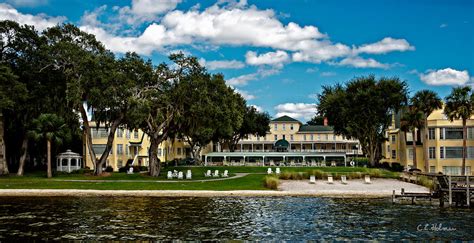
<box><xmin>444</xmin><ymin>87</ymin><xmax>473</xmax><ymax>175</ymax></box>
<box><xmin>411</xmin><ymin>90</ymin><xmax>443</xmax><ymax>173</ymax></box>
<box><xmin>400</xmin><ymin>106</ymin><xmax>424</xmax><ymax>169</ymax></box>
<box><xmin>29</xmin><ymin>114</ymin><xmax>69</xmax><ymax>178</ymax></box>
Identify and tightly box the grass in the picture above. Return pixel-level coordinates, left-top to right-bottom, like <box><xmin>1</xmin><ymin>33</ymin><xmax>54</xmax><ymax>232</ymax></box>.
<box><xmin>0</xmin><ymin>166</ymin><xmax>399</xmax><ymax>190</ymax></box>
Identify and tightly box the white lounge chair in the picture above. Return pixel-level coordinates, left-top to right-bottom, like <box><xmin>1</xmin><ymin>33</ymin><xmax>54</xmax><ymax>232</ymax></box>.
<box><xmin>267</xmin><ymin>168</ymin><xmax>273</xmax><ymax>174</ymax></box>
<box><xmin>167</xmin><ymin>171</ymin><xmax>173</xmax><ymax>179</ymax></box>
<box><xmin>222</xmin><ymin>170</ymin><xmax>229</xmax><ymax>177</ymax></box>
<box><xmin>290</xmin><ymin>161</ymin><xmax>296</xmax><ymax>167</ymax></box>
<box><xmin>331</xmin><ymin>161</ymin><xmax>336</xmax><ymax>167</ymax></box>
<box><xmin>341</xmin><ymin>175</ymin><xmax>348</xmax><ymax>184</ymax></box>
<box><xmin>309</xmin><ymin>175</ymin><xmax>316</xmax><ymax>184</ymax></box>
<box><xmin>327</xmin><ymin>175</ymin><xmax>334</xmax><ymax>184</ymax></box>
<box><xmin>213</xmin><ymin>170</ymin><xmax>219</xmax><ymax>177</ymax></box>
<box><xmin>365</xmin><ymin>175</ymin><xmax>372</xmax><ymax>184</ymax></box>
<box><xmin>204</xmin><ymin>170</ymin><xmax>211</xmax><ymax>177</ymax></box>
<box><xmin>321</xmin><ymin>162</ymin><xmax>326</xmax><ymax>167</ymax></box>
<box><xmin>275</xmin><ymin>167</ymin><xmax>281</xmax><ymax>175</ymax></box>
<box><xmin>127</xmin><ymin>167</ymin><xmax>134</xmax><ymax>174</ymax></box>
<box><xmin>311</xmin><ymin>161</ymin><xmax>317</xmax><ymax>167</ymax></box>
<box><xmin>186</xmin><ymin>170</ymin><xmax>192</xmax><ymax>179</ymax></box>
<box><xmin>178</xmin><ymin>171</ymin><xmax>184</xmax><ymax>179</ymax></box>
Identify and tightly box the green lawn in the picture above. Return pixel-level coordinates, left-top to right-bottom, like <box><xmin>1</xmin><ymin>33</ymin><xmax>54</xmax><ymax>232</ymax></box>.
<box><xmin>0</xmin><ymin>166</ymin><xmax>399</xmax><ymax>190</ymax></box>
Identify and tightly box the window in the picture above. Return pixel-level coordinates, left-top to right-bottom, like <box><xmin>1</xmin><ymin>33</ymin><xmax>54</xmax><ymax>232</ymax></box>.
<box><xmin>468</xmin><ymin>127</ymin><xmax>474</xmax><ymax>139</ymax></box>
<box><xmin>391</xmin><ymin>135</ymin><xmax>396</xmax><ymax>144</ymax></box>
<box><xmin>134</xmin><ymin>130</ymin><xmax>139</xmax><ymax>139</ymax></box>
<box><xmin>274</xmin><ymin>124</ymin><xmax>277</xmax><ymax>131</ymax></box>
<box><xmin>333</xmin><ymin>135</ymin><xmax>336</xmax><ymax>141</ymax></box>
<box><xmin>290</xmin><ymin>124</ymin><xmax>294</xmax><ymax>130</ymax></box>
<box><xmin>439</xmin><ymin>128</ymin><xmax>444</xmax><ymax>140</ymax></box>
<box><xmin>429</xmin><ymin>147</ymin><xmax>436</xmax><ymax>159</ymax></box>
<box><xmin>428</xmin><ymin>128</ymin><xmax>435</xmax><ymax>140</ymax></box>
<box><xmin>468</xmin><ymin>146</ymin><xmax>474</xmax><ymax>158</ymax></box>
<box><xmin>443</xmin><ymin>166</ymin><xmax>472</xmax><ymax>175</ymax></box>
<box><xmin>62</xmin><ymin>159</ymin><xmax>68</xmax><ymax>166</ymax></box>
<box><xmin>317</xmin><ymin>135</ymin><xmax>320</xmax><ymax>140</ymax></box>
<box><xmin>311</xmin><ymin>134</ymin><xmax>314</xmax><ymax>141</ymax></box>
<box><xmin>387</xmin><ymin>145</ymin><xmax>390</xmax><ymax>153</ymax></box>
<box><xmin>71</xmin><ymin>159</ymin><xmax>77</xmax><ymax>166</ymax></box>
<box><xmin>290</xmin><ymin>135</ymin><xmax>294</xmax><ymax>141</ymax></box>
<box><xmin>325</xmin><ymin>134</ymin><xmax>329</xmax><ymax>140</ymax></box>
<box><xmin>440</xmin><ymin>147</ymin><xmax>444</xmax><ymax>159</ymax></box>
<box><xmin>303</xmin><ymin>135</ymin><xmax>307</xmax><ymax>141</ymax></box>
<box><xmin>429</xmin><ymin>166</ymin><xmax>436</xmax><ymax>173</ymax></box>
<box><xmin>117</xmin><ymin>144</ymin><xmax>123</xmax><ymax>155</ymax></box>
<box><xmin>92</xmin><ymin>128</ymin><xmax>108</xmax><ymax>138</ymax></box>
<box><xmin>117</xmin><ymin>129</ymin><xmax>123</xmax><ymax>138</ymax></box>
<box><xmin>177</xmin><ymin>148</ymin><xmax>182</xmax><ymax>155</ymax></box>
<box><xmin>274</xmin><ymin>135</ymin><xmax>278</xmax><ymax>140</ymax></box>
<box><xmin>282</xmin><ymin>124</ymin><xmax>286</xmax><ymax>131</ymax></box>
<box><xmin>117</xmin><ymin>160</ymin><xmax>123</xmax><ymax>168</ymax></box>
<box><xmin>408</xmin><ymin>148</ymin><xmax>413</xmax><ymax>159</ymax></box>
<box><xmin>158</xmin><ymin>148</ymin><xmax>162</xmax><ymax>157</ymax></box>
<box><xmin>391</xmin><ymin>150</ymin><xmax>396</xmax><ymax>159</ymax></box>
<box><xmin>445</xmin><ymin>147</ymin><xmax>463</xmax><ymax>158</ymax></box>
<box><xmin>445</xmin><ymin>127</ymin><xmax>463</xmax><ymax>139</ymax></box>
<box><xmin>282</xmin><ymin>135</ymin><xmax>286</xmax><ymax>140</ymax></box>
<box><xmin>126</xmin><ymin>130</ymin><xmax>130</xmax><ymax>139</ymax></box>
<box><xmin>92</xmin><ymin>144</ymin><xmax>106</xmax><ymax>154</ymax></box>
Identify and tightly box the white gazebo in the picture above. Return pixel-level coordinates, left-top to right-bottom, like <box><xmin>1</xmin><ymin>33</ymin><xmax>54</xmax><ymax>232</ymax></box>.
<box><xmin>56</xmin><ymin>150</ymin><xmax>83</xmax><ymax>172</ymax></box>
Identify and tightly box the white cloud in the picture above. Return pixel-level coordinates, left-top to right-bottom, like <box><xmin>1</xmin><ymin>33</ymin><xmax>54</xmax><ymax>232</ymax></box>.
<box><xmin>227</xmin><ymin>73</ymin><xmax>258</xmax><ymax>86</ymax></box>
<box><xmin>274</xmin><ymin>103</ymin><xmax>317</xmax><ymax>121</ymax></box>
<box><xmin>250</xmin><ymin>104</ymin><xmax>263</xmax><ymax>112</ymax></box>
<box><xmin>117</xmin><ymin>0</ymin><xmax>182</xmax><ymax>25</ymax></box>
<box><xmin>292</xmin><ymin>41</ymin><xmax>350</xmax><ymax>63</ymax></box>
<box><xmin>420</xmin><ymin>68</ymin><xmax>470</xmax><ymax>86</ymax></box>
<box><xmin>355</xmin><ymin>37</ymin><xmax>415</xmax><ymax>54</ymax></box>
<box><xmin>245</xmin><ymin>50</ymin><xmax>289</xmax><ymax>67</ymax></box>
<box><xmin>5</xmin><ymin>0</ymin><xmax>47</xmax><ymax>7</ymax></box>
<box><xmin>320</xmin><ymin>71</ymin><xmax>336</xmax><ymax>77</ymax></box>
<box><xmin>235</xmin><ymin>88</ymin><xmax>256</xmax><ymax>100</ymax></box>
<box><xmin>202</xmin><ymin>59</ymin><xmax>245</xmax><ymax>70</ymax></box>
<box><xmin>0</xmin><ymin>3</ymin><xmax>66</xmax><ymax>31</ymax></box>
<box><xmin>334</xmin><ymin>56</ymin><xmax>389</xmax><ymax>69</ymax></box>
<box><xmin>306</xmin><ymin>67</ymin><xmax>318</xmax><ymax>73</ymax></box>
<box><xmin>440</xmin><ymin>23</ymin><xmax>448</xmax><ymax>28</ymax></box>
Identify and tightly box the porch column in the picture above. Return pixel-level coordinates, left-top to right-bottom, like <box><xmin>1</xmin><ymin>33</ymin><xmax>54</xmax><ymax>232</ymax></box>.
<box><xmin>240</xmin><ymin>144</ymin><xmax>243</xmax><ymax>152</ymax></box>
<box><xmin>251</xmin><ymin>144</ymin><xmax>254</xmax><ymax>152</ymax></box>
<box><xmin>205</xmin><ymin>155</ymin><xmax>208</xmax><ymax>166</ymax></box>
<box><xmin>68</xmin><ymin>158</ymin><xmax>71</xmax><ymax>173</ymax></box>
<box><xmin>224</xmin><ymin>156</ymin><xmax>227</xmax><ymax>163</ymax></box>
<box><xmin>303</xmin><ymin>156</ymin><xmax>306</xmax><ymax>162</ymax></box>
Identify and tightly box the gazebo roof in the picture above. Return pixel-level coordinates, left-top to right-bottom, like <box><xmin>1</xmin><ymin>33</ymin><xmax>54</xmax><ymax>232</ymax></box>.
<box><xmin>57</xmin><ymin>149</ymin><xmax>81</xmax><ymax>158</ymax></box>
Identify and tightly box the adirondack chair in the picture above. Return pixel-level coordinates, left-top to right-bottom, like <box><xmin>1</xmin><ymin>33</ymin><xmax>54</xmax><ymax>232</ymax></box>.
<box><xmin>186</xmin><ymin>170</ymin><xmax>192</xmax><ymax>179</ymax></box>
<box><xmin>222</xmin><ymin>170</ymin><xmax>229</xmax><ymax>177</ymax></box>
<box><xmin>213</xmin><ymin>170</ymin><xmax>219</xmax><ymax>177</ymax></box>
<box><xmin>127</xmin><ymin>167</ymin><xmax>134</xmax><ymax>174</ymax></box>
<box><xmin>275</xmin><ymin>167</ymin><xmax>281</xmax><ymax>175</ymax></box>
<box><xmin>204</xmin><ymin>170</ymin><xmax>212</xmax><ymax>177</ymax></box>
<box><xmin>267</xmin><ymin>168</ymin><xmax>273</xmax><ymax>174</ymax></box>
<box><xmin>167</xmin><ymin>171</ymin><xmax>173</xmax><ymax>179</ymax></box>
<box><xmin>341</xmin><ymin>175</ymin><xmax>348</xmax><ymax>184</ymax></box>
<box><xmin>178</xmin><ymin>171</ymin><xmax>184</xmax><ymax>179</ymax></box>
<box><xmin>309</xmin><ymin>175</ymin><xmax>316</xmax><ymax>184</ymax></box>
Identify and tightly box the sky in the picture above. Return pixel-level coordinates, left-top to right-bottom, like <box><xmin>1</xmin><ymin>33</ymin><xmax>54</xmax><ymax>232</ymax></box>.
<box><xmin>1</xmin><ymin>0</ymin><xmax>473</xmax><ymax>121</ymax></box>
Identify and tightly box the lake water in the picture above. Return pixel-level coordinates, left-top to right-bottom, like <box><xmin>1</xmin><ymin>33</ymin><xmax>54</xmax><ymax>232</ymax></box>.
<box><xmin>0</xmin><ymin>196</ymin><xmax>472</xmax><ymax>241</ymax></box>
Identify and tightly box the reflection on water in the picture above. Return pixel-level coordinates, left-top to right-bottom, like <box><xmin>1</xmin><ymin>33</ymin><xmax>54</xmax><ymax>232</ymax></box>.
<box><xmin>0</xmin><ymin>196</ymin><xmax>472</xmax><ymax>241</ymax></box>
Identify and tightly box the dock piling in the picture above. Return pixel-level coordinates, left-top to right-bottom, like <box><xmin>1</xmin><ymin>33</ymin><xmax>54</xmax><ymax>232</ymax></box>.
<box><xmin>467</xmin><ymin>176</ymin><xmax>470</xmax><ymax>207</ymax></box>
<box><xmin>448</xmin><ymin>175</ymin><xmax>452</xmax><ymax>206</ymax></box>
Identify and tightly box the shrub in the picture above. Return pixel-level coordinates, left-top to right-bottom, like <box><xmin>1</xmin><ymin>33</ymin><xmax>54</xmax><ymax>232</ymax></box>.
<box><xmin>368</xmin><ymin>169</ymin><xmax>382</xmax><ymax>178</ymax></box>
<box><xmin>309</xmin><ymin>170</ymin><xmax>325</xmax><ymax>179</ymax></box>
<box><xmin>418</xmin><ymin>176</ymin><xmax>435</xmax><ymax>190</ymax></box>
<box><xmin>347</xmin><ymin>172</ymin><xmax>363</xmax><ymax>179</ymax></box>
<box><xmin>118</xmin><ymin>166</ymin><xmax>129</xmax><ymax>173</ymax></box>
<box><xmin>105</xmin><ymin>166</ymin><xmax>114</xmax><ymax>172</ymax></box>
<box><xmin>278</xmin><ymin>172</ymin><xmax>308</xmax><ymax>180</ymax></box>
<box><xmin>391</xmin><ymin>163</ymin><xmax>404</xmax><ymax>172</ymax></box>
<box><xmin>264</xmin><ymin>176</ymin><xmax>279</xmax><ymax>190</ymax></box>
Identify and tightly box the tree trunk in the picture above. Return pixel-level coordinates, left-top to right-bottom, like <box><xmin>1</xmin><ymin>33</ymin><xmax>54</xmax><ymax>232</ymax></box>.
<box><xmin>47</xmin><ymin>139</ymin><xmax>52</xmax><ymax>178</ymax></box>
<box><xmin>94</xmin><ymin>117</ymin><xmax>122</xmax><ymax>175</ymax></box>
<box><xmin>79</xmin><ymin>105</ymin><xmax>97</xmax><ymax>171</ymax></box>
<box><xmin>149</xmin><ymin>137</ymin><xmax>161</xmax><ymax>177</ymax></box>
<box><xmin>423</xmin><ymin>118</ymin><xmax>429</xmax><ymax>173</ymax></box>
<box><xmin>462</xmin><ymin>118</ymin><xmax>467</xmax><ymax>176</ymax></box>
<box><xmin>16</xmin><ymin>137</ymin><xmax>28</xmax><ymax>176</ymax></box>
<box><xmin>0</xmin><ymin>112</ymin><xmax>8</xmax><ymax>175</ymax></box>
<box><xmin>412</xmin><ymin>129</ymin><xmax>417</xmax><ymax>169</ymax></box>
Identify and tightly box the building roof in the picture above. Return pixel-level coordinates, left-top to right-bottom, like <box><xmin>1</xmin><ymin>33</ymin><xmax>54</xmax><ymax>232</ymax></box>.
<box><xmin>298</xmin><ymin>125</ymin><xmax>334</xmax><ymax>132</ymax></box>
<box><xmin>272</xmin><ymin>115</ymin><xmax>300</xmax><ymax>123</ymax></box>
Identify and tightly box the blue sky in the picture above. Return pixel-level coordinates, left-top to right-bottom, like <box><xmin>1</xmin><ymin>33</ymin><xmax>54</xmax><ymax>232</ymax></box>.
<box><xmin>1</xmin><ymin>0</ymin><xmax>473</xmax><ymax>121</ymax></box>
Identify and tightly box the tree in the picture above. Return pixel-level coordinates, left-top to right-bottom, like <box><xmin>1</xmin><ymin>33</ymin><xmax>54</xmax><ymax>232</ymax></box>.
<box><xmin>225</xmin><ymin>105</ymin><xmax>270</xmax><ymax>152</ymax></box>
<box><xmin>28</xmin><ymin>114</ymin><xmax>70</xmax><ymax>178</ymax></box>
<box><xmin>307</xmin><ymin>115</ymin><xmax>325</xmax><ymax>126</ymax></box>
<box><xmin>317</xmin><ymin>75</ymin><xmax>408</xmax><ymax>166</ymax></box>
<box><xmin>444</xmin><ymin>86</ymin><xmax>472</xmax><ymax>175</ymax></box>
<box><xmin>127</xmin><ymin>53</ymin><xmax>202</xmax><ymax>177</ymax></box>
<box><xmin>411</xmin><ymin>90</ymin><xmax>443</xmax><ymax>173</ymax></box>
<box><xmin>400</xmin><ymin>106</ymin><xmax>424</xmax><ymax>169</ymax></box>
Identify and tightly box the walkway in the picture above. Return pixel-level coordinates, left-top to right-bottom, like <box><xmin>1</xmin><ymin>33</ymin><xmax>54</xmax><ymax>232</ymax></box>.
<box><xmin>53</xmin><ymin>173</ymin><xmax>250</xmax><ymax>183</ymax></box>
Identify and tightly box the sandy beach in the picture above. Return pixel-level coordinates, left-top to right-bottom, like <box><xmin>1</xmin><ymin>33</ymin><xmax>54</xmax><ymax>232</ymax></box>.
<box><xmin>0</xmin><ymin>179</ymin><xmax>428</xmax><ymax>198</ymax></box>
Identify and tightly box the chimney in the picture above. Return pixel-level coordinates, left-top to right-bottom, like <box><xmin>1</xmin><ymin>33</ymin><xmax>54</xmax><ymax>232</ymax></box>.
<box><xmin>323</xmin><ymin>117</ymin><xmax>328</xmax><ymax>126</ymax></box>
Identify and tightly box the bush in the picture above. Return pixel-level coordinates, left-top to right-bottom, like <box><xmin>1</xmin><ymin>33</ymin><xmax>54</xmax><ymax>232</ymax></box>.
<box><xmin>418</xmin><ymin>176</ymin><xmax>435</xmax><ymax>190</ymax></box>
<box><xmin>105</xmin><ymin>166</ymin><xmax>114</xmax><ymax>172</ymax></box>
<box><xmin>264</xmin><ymin>176</ymin><xmax>279</xmax><ymax>190</ymax></box>
<box><xmin>347</xmin><ymin>172</ymin><xmax>363</xmax><ymax>179</ymax></box>
<box><xmin>368</xmin><ymin>169</ymin><xmax>382</xmax><ymax>178</ymax></box>
<box><xmin>118</xmin><ymin>166</ymin><xmax>128</xmax><ymax>173</ymax></box>
<box><xmin>353</xmin><ymin>157</ymin><xmax>369</xmax><ymax>167</ymax></box>
<box><xmin>278</xmin><ymin>171</ymin><xmax>307</xmax><ymax>180</ymax></box>
<box><xmin>391</xmin><ymin>163</ymin><xmax>404</xmax><ymax>172</ymax></box>
<box><xmin>309</xmin><ymin>170</ymin><xmax>325</xmax><ymax>179</ymax></box>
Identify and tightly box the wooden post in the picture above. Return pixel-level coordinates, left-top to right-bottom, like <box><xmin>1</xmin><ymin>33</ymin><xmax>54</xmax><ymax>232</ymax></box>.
<box><xmin>467</xmin><ymin>176</ymin><xmax>470</xmax><ymax>207</ymax></box>
<box><xmin>401</xmin><ymin>188</ymin><xmax>405</xmax><ymax>195</ymax></box>
<box><xmin>448</xmin><ymin>175</ymin><xmax>452</xmax><ymax>206</ymax></box>
<box><xmin>392</xmin><ymin>190</ymin><xmax>395</xmax><ymax>204</ymax></box>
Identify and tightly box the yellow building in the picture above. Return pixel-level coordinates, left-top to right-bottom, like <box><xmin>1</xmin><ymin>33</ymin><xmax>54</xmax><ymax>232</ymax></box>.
<box><xmin>83</xmin><ymin>121</ymin><xmax>190</xmax><ymax>171</ymax></box>
<box><xmin>382</xmin><ymin>108</ymin><xmax>474</xmax><ymax>175</ymax></box>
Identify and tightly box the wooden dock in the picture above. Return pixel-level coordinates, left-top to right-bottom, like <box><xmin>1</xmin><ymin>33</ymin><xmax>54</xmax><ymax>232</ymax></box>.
<box><xmin>393</xmin><ymin>172</ymin><xmax>473</xmax><ymax>207</ymax></box>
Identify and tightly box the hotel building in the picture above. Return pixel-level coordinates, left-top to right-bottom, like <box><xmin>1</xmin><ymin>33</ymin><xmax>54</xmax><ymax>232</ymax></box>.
<box><xmin>84</xmin><ymin>116</ymin><xmax>363</xmax><ymax>170</ymax></box>
<box><xmin>382</xmin><ymin>108</ymin><xmax>474</xmax><ymax>175</ymax></box>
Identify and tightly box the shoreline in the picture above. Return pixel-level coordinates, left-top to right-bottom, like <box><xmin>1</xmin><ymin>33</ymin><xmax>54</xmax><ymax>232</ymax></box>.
<box><xmin>0</xmin><ymin>189</ymin><xmax>394</xmax><ymax>198</ymax></box>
